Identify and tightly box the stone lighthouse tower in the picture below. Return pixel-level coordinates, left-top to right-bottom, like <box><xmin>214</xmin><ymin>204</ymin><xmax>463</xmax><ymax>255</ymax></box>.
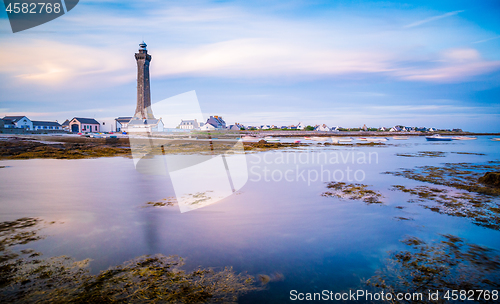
<box><xmin>134</xmin><ymin>41</ymin><xmax>155</xmax><ymax>120</ymax></box>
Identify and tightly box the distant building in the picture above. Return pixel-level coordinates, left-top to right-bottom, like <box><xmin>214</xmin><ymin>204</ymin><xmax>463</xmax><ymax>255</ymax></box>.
<box><xmin>379</xmin><ymin>127</ymin><xmax>386</xmax><ymax>131</ymax></box>
<box><xmin>0</xmin><ymin>119</ymin><xmax>4</xmax><ymax>129</ymax></box>
<box><xmin>178</xmin><ymin>119</ymin><xmax>200</xmax><ymax>130</ymax></box>
<box><xmin>2</xmin><ymin>116</ymin><xmax>33</xmax><ymax>130</ymax></box>
<box><xmin>115</xmin><ymin>117</ymin><xmax>132</xmax><ymax>132</ymax></box>
<box><xmin>362</xmin><ymin>124</ymin><xmax>368</xmax><ymax>131</ymax></box>
<box><xmin>61</xmin><ymin>119</ymin><xmax>70</xmax><ymax>131</ymax></box>
<box><xmin>32</xmin><ymin>121</ymin><xmax>62</xmax><ymax>131</ymax></box>
<box><xmin>315</xmin><ymin>124</ymin><xmax>331</xmax><ymax>132</ymax></box>
<box><xmin>227</xmin><ymin>125</ymin><xmax>241</xmax><ymax>130</ymax></box>
<box><xmin>296</xmin><ymin>122</ymin><xmax>306</xmax><ymax>130</ymax></box>
<box><xmin>200</xmin><ymin>123</ymin><xmax>216</xmax><ymax>131</ymax></box>
<box><xmin>204</xmin><ymin>116</ymin><xmax>226</xmax><ymax>129</ymax></box>
<box><xmin>69</xmin><ymin>117</ymin><xmax>100</xmax><ymax>133</ymax></box>
<box><xmin>390</xmin><ymin>126</ymin><xmax>402</xmax><ymax>132</ymax></box>
<box><xmin>127</xmin><ymin>118</ymin><xmax>164</xmax><ymax>133</ymax></box>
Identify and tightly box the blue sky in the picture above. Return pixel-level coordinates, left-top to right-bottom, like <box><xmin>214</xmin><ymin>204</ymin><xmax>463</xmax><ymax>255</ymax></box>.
<box><xmin>0</xmin><ymin>0</ymin><xmax>499</xmax><ymax>131</ymax></box>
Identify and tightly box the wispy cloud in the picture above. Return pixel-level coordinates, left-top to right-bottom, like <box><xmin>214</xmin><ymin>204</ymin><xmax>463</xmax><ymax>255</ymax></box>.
<box><xmin>473</xmin><ymin>35</ymin><xmax>500</xmax><ymax>44</ymax></box>
<box><xmin>404</xmin><ymin>10</ymin><xmax>464</xmax><ymax>28</ymax></box>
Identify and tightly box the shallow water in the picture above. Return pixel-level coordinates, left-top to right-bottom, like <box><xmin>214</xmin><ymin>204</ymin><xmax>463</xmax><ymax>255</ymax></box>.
<box><xmin>1</xmin><ymin>136</ymin><xmax>499</xmax><ymax>303</ymax></box>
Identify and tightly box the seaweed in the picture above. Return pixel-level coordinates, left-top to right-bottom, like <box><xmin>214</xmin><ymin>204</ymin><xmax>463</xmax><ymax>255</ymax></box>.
<box><xmin>384</xmin><ymin>162</ymin><xmax>500</xmax><ymax>196</ymax></box>
<box><xmin>367</xmin><ymin>235</ymin><xmax>500</xmax><ymax>303</ymax></box>
<box><xmin>391</xmin><ymin>185</ymin><xmax>500</xmax><ymax>230</ymax></box>
<box><xmin>396</xmin><ymin>151</ymin><xmax>446</xmax><ymax>158</ymax></box>
<box><xmin>322</xmin><ymin>182</ymin><xmax>383</xmax><ymax>204</ymax></box>
<box><xmin>0</xmin><ymin>218</ymin><xmax>262</xmax><ymax>303</ymax></box>
<box><xmin>142</xmin><ymin>197</ymin><xmax>176</xmax><ymax>208</ymax></box>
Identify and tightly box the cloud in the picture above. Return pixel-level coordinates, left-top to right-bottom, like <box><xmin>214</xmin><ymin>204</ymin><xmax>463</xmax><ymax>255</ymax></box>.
<box><xmin>0</xmin><ymin>2</ymin><xmax>498</xmax><ymax>89</ymax></box>
<box><xmin>394</xmin><ymin>48</ymin><xmax>500</xmax><ymax>82</ymax></box>
<box><xmin>404</xmin><ymin>10</ymin><xmax>464</xmax><ymax>28</ymax></box>
<box><xmin>473</xmin><ymin>35</ymin><xmax>500</xmax><ymax>44</ymax></box>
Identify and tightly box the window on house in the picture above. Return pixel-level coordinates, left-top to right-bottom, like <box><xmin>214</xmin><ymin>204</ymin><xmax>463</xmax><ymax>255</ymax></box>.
<box><xmin>95</xmin><ymin>126</ymin><xmax>97</xmax><ymax>131</ymax></box>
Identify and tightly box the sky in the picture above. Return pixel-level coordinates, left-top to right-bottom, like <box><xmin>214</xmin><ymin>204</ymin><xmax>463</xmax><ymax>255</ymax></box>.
<box><xmin>0</xmin><ymin>0</ymin><xmax>499</xmax><ymax>131</ymax></box>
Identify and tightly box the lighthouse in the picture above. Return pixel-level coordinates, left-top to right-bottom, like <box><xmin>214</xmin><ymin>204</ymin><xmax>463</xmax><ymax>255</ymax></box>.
<box><xmin>127</xmin><ymin>42</ymin><xmax>163</xmax><ymax>133</ymax></box>
<box><xmin>134</xmin><ymin>41</ymin><xmax>155</xmax><ymax>120</ymax></box>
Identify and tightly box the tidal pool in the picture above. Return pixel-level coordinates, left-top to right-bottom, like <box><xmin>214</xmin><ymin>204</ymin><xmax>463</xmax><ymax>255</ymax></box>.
<box><xmin>1</xmin><ymin>136</ymin><xmax>499</xmax><ymax>303</ymax></box>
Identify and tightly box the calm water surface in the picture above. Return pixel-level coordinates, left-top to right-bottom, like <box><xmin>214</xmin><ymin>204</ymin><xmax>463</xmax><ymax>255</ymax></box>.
<box><xmin>1</xmin><ymin>136</ymin><xmax>499</xmax><ymax>303</ymax></box>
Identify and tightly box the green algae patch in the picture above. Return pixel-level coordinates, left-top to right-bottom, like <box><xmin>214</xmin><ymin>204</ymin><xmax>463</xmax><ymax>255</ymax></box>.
<box><xmin>0</xmin><ymin>138</ymin><xmax>131</xmax><ymax>160</ymax></box>
<box><xmin>367</xmin><ymin>235</ymin><xmax>500</xmax><ymax>303</ymax></box>
<box><xmin>451</xmin><ymin>152</ymin><xmax>486</xmax><ymax>156</ymax></box>
<box><xmin>243</xmin><ymin>140</ymin><xmax>303</xmax><ymax>151</ymax></box>
<box><xmin>479</xmin><ymin>172</ymin><xmax>500</xmax><ymax>188</ymax></box>
<box><xmin>0</xmin><ymin>218</ymin><xmax>262</xmax><ymax>303</ymax></box>
<box><xmin>385</xmin><ymin>162</ymin><xmax>500</xmax><ymax>196</ymax></box>
<box><xmin>396</xmin><ymin>151</ymin><xmax>447</xmax><ymax>158</ymax></box>
<box><xmin>394</xmin><ymin>216</ymin><xmax>413</xmax><ymax>221</ymax></box>
<box><xmin>322</xmin><ymin>182</ymin><xmax>383</xmax><ymax>204</ymax></box>
<box><xmin>391</xmin><ymin>185</ymin><xmax>500</xmax><ymax>230</ymax></box>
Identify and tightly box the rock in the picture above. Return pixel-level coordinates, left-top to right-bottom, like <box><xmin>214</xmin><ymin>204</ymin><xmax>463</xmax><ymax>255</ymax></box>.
<box><xmin>478</xmin><ymin>172</ymin><xmax>500</xmax><ymax>188</ymax></box>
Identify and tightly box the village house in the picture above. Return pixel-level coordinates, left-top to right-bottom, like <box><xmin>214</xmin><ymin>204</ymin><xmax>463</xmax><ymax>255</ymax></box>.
<box><xmin>2</xmin><ymin>116</ymin><xmax>33</xmax><ymax>130</ymax></box>
<box><xmin>200</xmin><ymin>123</ymin><xmax>216</xmax><ymax>131</ymax></box>
<box><xmin>69</xmin><ymin>117</ymin><xmax>101</xmax><ymax>133</ymax></box>
<box><xmin>115</xmin><ymin>117</ymin><xmax>132</xmax><ymax>132</ymax></box>
<box><xmin>201</xmin><ymin>116</ymin><xmax>226</xmax><ymax>130</ymax></box>
<box><xmin>227</xmin><ymin>125</ymin><xmax>241</xmax><ymax>130</ymax></box>
<box><xmin>178</xmin><ymin>119</ymin><xmax>200</xmax><ymax>130</ymax></box>
<box><xmin>32</xmin><ymin>121</ymin><xmax>62</xmax><ymax>131</ymax></box>
<box><xmin>127</xmin><ymin>118</ymin><xmax>164</xmax><ymax>133</ymax></box>
<box><xmin>296</xmin><ymin>122</ymin><xmax>306</xmax><ymax>130</ymax></box>
<box><xmin>61</xmin><ymin>120</ymin><xmax>70</xmax><ymax>132</ymax></box>
<box><xmin>315</xmin><ymin>124</ymin><xmax>331</xmax><ymax>132</ymax></box>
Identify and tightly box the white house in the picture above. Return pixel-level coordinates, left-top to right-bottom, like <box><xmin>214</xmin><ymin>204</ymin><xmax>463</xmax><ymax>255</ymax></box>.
<box><xmin>32</xmin><ymin>121</ymin><xmax>62</xmax><ymax>131</ymax></box>
<box><xmin>296</xmin><ymin>122</ymin><xmax>306</xmax><ymax>130</ymax></box>
<box><xmin>127</xmin><ymin>118</ymin><xmax>164</xmax><ymax>133</ymax></box>
<box><xmin>390</xmin><ymin>126</ymin><xmax>402</xmax><ymax>132</ymax></box>
<box><xmin>200</xmin><ymin>123</ymin><xmax>216</xmax><ymax>131</ymax></box>
<box><xmin>315</xmin><ymin>124</ymin><xmax>331</xmax><ymax>132</ymax></box>
<box><xmin>178</xmin><ymin>119</ymin><xmax>200</xmax><ymax>130</ymax></box>
<box><xmin>379</xmin><ymin>127</ymin><xmax>386</xmax><ymax>131</ymax></box>
<box><xmin>61</xmin><ymin>120</ymin><xmax>70</xmax><ymax>132</ymax></box>
<box><xmin>2</xmin><ymin>116</ymin><xmax>33</xmax><ymax>130</ymax></box>
<box><xmin>115</xmin><ymin>117</ymin><xmax>132</xmax><ymax>132</ymax></box>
